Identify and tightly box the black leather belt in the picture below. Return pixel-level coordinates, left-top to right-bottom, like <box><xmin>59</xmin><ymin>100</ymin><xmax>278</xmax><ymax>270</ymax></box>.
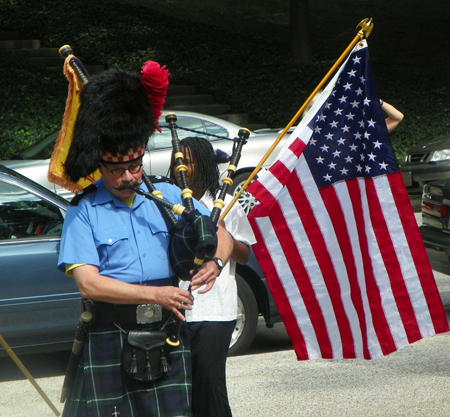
<box><xmin>82</xmin><ymin>301</ymin><xmax>171</xmax><ymax>324</ymax></box>
<box><xmin>81</xmin><ymin>277</ymin><xmax>176</xmax><ymax>324</ymax></box>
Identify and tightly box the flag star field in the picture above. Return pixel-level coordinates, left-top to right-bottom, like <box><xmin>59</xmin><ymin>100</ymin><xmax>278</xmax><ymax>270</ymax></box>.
<box><xmin>304</xmin><ymin>49</ymin><xmax>398</xmax><ymax>189</ymax></box>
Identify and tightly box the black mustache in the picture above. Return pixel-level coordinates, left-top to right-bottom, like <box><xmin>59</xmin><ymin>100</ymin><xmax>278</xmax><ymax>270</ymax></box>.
<box><xmin>114</xmin><ymin>179</ymin><xmax>141</xmax><ymax>191</ymax></box>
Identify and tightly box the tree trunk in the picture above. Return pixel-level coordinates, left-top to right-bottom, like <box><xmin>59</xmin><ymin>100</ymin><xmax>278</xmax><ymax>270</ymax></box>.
<box><xmin>289</xmin><ymin>0</ymin><xmax>313</xmax><ymax>63</ymax></box>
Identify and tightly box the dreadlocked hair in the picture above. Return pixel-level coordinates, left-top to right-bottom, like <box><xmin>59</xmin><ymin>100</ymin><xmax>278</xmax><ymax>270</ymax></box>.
<box><xmin>170</xmin><ymin>136</ymin><xmax>220</xmax><ymax>199</ymax></box>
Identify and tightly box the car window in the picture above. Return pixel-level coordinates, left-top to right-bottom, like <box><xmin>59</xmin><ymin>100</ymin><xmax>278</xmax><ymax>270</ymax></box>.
<box><xmin>150</xmin><ymin>116</ymin><xmax>206</xmax><ymax>151</ymax></box>
<box><xmin>0</xmin><ymin>181</ymin><xmax>64</xmax><ymax>240</ymax></box>
<box><xmin>148</xmin><ymin>116</ymin><xmax>229</xmax><ymax>151</ymax></box>
<box><xmin>204</xmin><ymin>121</ymin><xmax>229</xmax><ymax>141</ymax></box>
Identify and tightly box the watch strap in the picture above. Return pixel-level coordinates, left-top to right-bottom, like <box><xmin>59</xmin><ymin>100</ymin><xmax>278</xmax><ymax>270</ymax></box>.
<box><xmin>212</xmin><ymin>257</ymin><xmax>224</xmax><ymax>272</ymax></box>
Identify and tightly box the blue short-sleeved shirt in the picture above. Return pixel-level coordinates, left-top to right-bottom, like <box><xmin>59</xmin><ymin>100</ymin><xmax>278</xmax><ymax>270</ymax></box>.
<box><xmin>58</xmin><ymin>179</ymin><xmax>210</xmax><ymax>283</ymax></box>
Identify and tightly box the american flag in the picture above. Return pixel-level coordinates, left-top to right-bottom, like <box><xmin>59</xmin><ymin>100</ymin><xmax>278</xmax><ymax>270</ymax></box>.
<box><xmin>247</xmin><ymin>41</ymin><xmax>449</xmax><ymax>360</ymax></box>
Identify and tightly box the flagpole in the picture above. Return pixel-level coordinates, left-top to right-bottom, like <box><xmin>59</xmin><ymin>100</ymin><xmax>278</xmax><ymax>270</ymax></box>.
<box><xmin>220</xmin><ymin>18</ymin><xmax>374</xmax><ymax>220</ymax></box>
<box><xmin>0</xmin><ymin>334</ymin><xmax>61</xmax><ymax>416</ymax></box>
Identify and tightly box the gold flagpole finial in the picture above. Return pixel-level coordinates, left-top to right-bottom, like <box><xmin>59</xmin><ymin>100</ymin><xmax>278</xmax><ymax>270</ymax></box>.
<box><xmin>356</xmin><ymin>18</ymin><xmax>374</xmax><ymax>39</ymax></box>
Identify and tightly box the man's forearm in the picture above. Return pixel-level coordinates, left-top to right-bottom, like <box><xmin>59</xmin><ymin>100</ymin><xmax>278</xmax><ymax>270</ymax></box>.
<box><xmin>72</xmin><ymin>264</ymin><xmax>193</xmax><ymax>320</ymax></box>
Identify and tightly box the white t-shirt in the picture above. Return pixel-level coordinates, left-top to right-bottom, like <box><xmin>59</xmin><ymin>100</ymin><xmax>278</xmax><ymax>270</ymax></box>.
<box><xmin>180</xmin><ymin>193</ymin><xmax>256</xmax><ymax>322</ymax></box>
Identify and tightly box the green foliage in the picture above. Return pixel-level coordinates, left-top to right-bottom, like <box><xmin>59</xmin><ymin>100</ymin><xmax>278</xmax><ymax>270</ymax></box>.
<box><xmin>0</xmin><ymin>0</ymin><xmax>449</xmax><ymax>161</ymax></box>
<box><xmin>374</xmin><ymin>68</ymin><xmax>450</xmax><ymax>162</ymax></box>
<box><xmin>0</xmin><ymin>52</ymin><xmax>66</xmax><ymax>159</ymax></box>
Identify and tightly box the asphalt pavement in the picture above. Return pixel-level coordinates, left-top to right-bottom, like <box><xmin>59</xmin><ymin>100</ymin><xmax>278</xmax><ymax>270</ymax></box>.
<box><xmin>1</xmin><ymin>311</ymin><xmax>450</xmax><ymax>417</ymax></box>
<box><xmin>2</xmin><ymin>215</ymin><xmax>450</xmax><ymax>417</ymax></box>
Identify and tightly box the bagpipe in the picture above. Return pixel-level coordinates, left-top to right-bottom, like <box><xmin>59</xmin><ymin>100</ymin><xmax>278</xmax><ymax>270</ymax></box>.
<box><xmin>133</xmin><ymin>112</ymin><xmax>250</xmax><ymax>283</ymax></box>
<box><xmin>58</xmin><ymin>45</ymin><xmax>250</xmax><ymax>345</ymax></box>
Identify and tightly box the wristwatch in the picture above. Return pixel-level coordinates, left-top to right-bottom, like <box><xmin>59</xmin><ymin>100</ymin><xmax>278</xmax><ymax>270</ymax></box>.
<box><xmin>212</xmin><ymin>257</ymin><xmax>224</xmax><ymax>274</ymax></box>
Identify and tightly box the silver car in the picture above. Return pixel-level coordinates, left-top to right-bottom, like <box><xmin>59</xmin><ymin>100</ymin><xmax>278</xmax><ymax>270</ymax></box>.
<box><xmin>400</xmin><ymin>134</ymin><xmax>450</xmax><ymax>194</ymax></box>
<box><xmin>1</xmin><ymin>111</ymin><xmax>286</xmax><ymax>213</ymax></box>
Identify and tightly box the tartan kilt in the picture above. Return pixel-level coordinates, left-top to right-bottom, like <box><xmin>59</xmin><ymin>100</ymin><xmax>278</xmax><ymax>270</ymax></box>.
<box><xmin>62</xmin><ymin>317</ymin><xmax>191</xmax><ymax>417</ymax></box>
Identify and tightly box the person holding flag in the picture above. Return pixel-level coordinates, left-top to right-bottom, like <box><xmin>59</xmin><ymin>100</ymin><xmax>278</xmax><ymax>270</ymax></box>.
<box><xmin>380</xmin><ymin>99</ymin><xmax>404</xmax><ymax>132</ymax></box>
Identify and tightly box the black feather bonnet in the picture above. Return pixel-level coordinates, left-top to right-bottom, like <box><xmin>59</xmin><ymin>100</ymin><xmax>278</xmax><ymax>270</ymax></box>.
<box><xmin>64</xmin><ymin>63</ymin><xmax>169</xmax><ymax>182</ymax></box>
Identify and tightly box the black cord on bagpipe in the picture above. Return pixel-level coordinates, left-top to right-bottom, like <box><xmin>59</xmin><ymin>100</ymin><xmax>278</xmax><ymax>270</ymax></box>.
<box><xmin>60</xmin><ymin>45</ymin><xmax>249</xmax><ymax>346</ymax></box>
<box><xmin>158</xmin><ymin>124</ymin><xmax>232</xmax><ymax>142</ymax></box>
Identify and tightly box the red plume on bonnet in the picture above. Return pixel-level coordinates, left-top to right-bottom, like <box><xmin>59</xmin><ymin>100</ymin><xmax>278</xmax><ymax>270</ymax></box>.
<box><xmin>141</xmin><ymin>61</ymin><xmax>170</xmax><ymax>133</ymax></box>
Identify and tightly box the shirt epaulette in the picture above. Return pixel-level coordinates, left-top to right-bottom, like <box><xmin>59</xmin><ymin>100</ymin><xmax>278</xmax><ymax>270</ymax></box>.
<box><xmin>70</xmin><ymin>184</ymin><xmax>98</xmax><ymax>206</ymax></box>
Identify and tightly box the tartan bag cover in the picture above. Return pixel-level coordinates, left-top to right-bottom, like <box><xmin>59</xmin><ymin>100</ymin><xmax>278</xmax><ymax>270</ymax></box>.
<box><xmin>169</xmin><ymin>212</ymin><xmax>217</xmax><ymax>281</ymax></box>
<box><xmin>62</xmin><ymin>318</ymin><xmax>191</xmax><ymax>417</ymax></box>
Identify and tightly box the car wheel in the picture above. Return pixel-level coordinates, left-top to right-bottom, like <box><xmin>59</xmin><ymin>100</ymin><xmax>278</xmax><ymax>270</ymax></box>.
<box><xmin>228</xmin><ymin>172</ymin><xmax>258</xmax><ymax>214</ymax></box>
<box><xmin>228</xmin><ymin>274</ymin><xmax>258</xmax><ymax>356</ymax></box>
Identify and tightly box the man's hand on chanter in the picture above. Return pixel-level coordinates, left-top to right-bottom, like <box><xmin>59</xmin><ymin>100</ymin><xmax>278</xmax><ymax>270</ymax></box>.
<box><xmin>152</xmin><ymin>286</ymin><xmax>194</xmax><ymax>321</ymax></box>
<box><xmin>189</xmin><ymin>260</ymin><xmax>221</xmax><ymax>294</ymax></box>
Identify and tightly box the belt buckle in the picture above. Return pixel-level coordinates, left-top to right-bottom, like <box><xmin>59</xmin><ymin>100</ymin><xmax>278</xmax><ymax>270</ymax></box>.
<box><xmin>136</xmin><ymin>304</ymin><xmax>162</xmax><ymax>324</ymax></box>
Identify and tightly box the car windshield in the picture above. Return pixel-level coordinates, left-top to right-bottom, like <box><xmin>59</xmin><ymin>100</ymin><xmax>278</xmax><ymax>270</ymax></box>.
<box><xmin>0</xmin><ymin>165</ymin><xmax>68</xmax><ymax>207</ymax></box>
<box><xmin>10</xmin><ymin>132</ymin><xmax>59</xmax><ymax>160</ymax></box>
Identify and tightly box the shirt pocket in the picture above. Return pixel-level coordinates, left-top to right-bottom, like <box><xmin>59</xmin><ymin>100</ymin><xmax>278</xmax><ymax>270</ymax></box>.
<box><xmin>94</xmin><ymin>227</ymin><xmax>130</xmax><ymax>271</ymax></box>
<box><xmin>145</xmin><ymin>219</ymin><xmax>171</xmax><ymax>261</ymax></box>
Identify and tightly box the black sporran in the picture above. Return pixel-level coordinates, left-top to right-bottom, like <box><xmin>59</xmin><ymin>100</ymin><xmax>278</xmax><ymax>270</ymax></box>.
<box><xmin>122</xmin><ymin>330</ymin><xmax>171</xmax><ymax>382</ymax></box>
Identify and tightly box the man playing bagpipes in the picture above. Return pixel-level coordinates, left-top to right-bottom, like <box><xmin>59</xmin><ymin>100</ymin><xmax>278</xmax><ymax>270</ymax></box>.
<box><xmin>57</xmin><ymin>63</ymin><xmax>233</xmax><ymax>417</ymax></box>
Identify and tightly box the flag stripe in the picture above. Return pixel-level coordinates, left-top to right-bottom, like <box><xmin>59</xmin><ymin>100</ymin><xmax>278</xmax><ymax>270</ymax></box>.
<box><xmin>345</xmin><ymin>178</ymin><xmax>397</xmax><ymax>357</ymax></box>
<box><xmin>389</xmin><ymin>173</ymin><xmax>449</xmax><ymax>334</ymax></box>
<box><xmin>367</xmin><ymin>177</ymin><xmax>423</xmax><ymax>343</ymax></box>
<box><xmin>250</xmin><ymin>138</ymin><xmax>307</xmax><ymax>211</ymax></box>
<box><xmin>271</xmin><ymin>189</ymin><xmax>335</xmax><ymax>358</ymax></box>
<box><xmin>289</xmin><ymin>161</ymin><xmax>356</xmax><ymax>358</ymax></box>
<box><xmin>361</xmin><ymin>177</ymin><xmax>413</xmax><ymax>352</ymax></box>
<box><xmin>249</xmin><ymin>206</ymin><xmax>310</xmax><ymax>359</ymax></box>
<box><xmin>376</xmin><ymin>174</ymin><xmax>438</xmax><ymax>337</ymax></box>
<box><xmin>319</xmin><ymin>180</ymin><xmax>371</xmax><ymax>359</ymax></box>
